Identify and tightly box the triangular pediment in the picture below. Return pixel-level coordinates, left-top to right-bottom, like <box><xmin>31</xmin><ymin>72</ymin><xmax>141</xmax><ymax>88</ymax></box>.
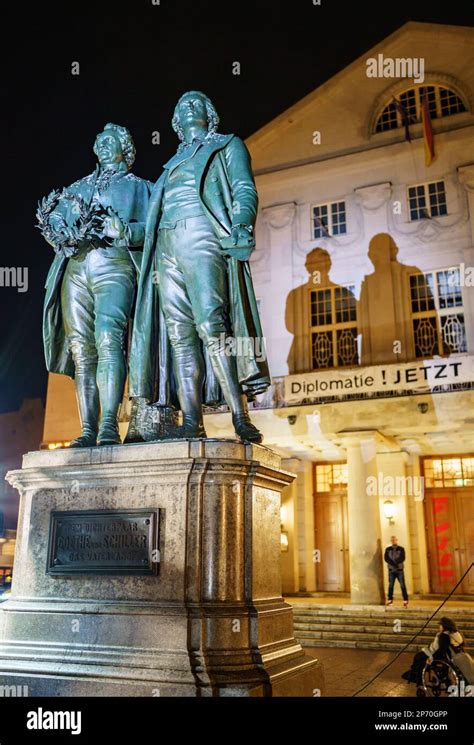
<box><xmin>246</xmin><ymin>22</ymin><xmax>474</xmax><ymax>173</ymax></box>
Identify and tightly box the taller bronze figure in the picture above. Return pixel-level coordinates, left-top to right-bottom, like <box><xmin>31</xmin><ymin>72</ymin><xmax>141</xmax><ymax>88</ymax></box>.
<box><xmin>129</xmin><ymin>92</ymin><xmax>270</xmax><ymax>442</ymax></box>
<box><xmin>40</xmin><ymin>124</ymin><xmax>150</xmax><ymax>447</ymax></box>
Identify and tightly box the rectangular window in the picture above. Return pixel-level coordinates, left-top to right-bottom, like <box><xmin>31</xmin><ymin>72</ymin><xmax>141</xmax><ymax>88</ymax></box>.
<box><xmin>331</xmin><ymin>202</ymin><xmax>346</xmax><ymax>235</ymax></box>
<box><xmin>312</xmin><ymin>201</ymin><xmax>347</xmax><ymax>239</ymax></box>
<box><xmin>423</xmin><ymin>456</ymin><xmax>474</xmax><ymax>488</ymax></box>
<box><xmin>310</xmin><ymin>285</ymin><xmax>358</xmax><ymax>369</ymax></box>
<box><xmin>408</xmin><ymin>180</ymin><xmax>447</xmax><ymax>221</ymax></box>
<box><xmin>315</xmin><ymin>463</ymin><xmax>348</xmax><ymax>493</ymax></box>
<box><xmin>409</xmin><ymin>267</ymin><xmax>466</xmax><ymax>358</ymax></box>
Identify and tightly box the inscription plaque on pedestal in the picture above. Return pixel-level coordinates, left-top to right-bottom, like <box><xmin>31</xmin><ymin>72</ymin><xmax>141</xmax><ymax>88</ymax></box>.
<box><xmin>46</xmin><ymin>509</ymin><xmax>160</xmax><ymax>576</ymax></box>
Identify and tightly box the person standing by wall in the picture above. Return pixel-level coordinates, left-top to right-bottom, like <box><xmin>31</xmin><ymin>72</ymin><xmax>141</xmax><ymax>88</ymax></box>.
<box><xmin>384</xmin><ymin>535</ymin><xmax>409</xmax><ymax>606</ymax></box>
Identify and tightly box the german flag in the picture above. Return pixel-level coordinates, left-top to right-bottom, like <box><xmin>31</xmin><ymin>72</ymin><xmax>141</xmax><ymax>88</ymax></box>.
<box><xmin>421</xmin><ymin>93</ymin><xmax>435</xmax><ymax>166</ymax></box>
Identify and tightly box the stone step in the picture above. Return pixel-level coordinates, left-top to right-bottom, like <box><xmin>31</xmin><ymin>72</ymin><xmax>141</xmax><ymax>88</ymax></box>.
<box><xmin>295</xmin><ymin>632</ymin><xmax>433</xmax><ymax>645</ymax></box>
<box><xmin>300</xmin><ymin>638</ymin><xmax>422</xmax><ymax>652</ymax></box>
<box><xmin>297</xmin><ymin>636</ymin><xmax>473</xmax><ymax>653</ymax></box>
<box><xmin>292</xmin><ymin>611</ymin><xmax>474</xmax><ymax>624</ymax></box>
<box><xmin>287</xmin><ymin>596</ymin><xmax>472</xmax><ymax>603</ymax></box>
<box><xmin>292</xmin><ymin>605</ymin><xmax>474</xmax><ymax>617</ymax></box>
<box><xmin>293</xmin><ymin>616</ymin><xmax>474</xmax><ymax>632</ymax></box>
<box><xmin>295</xmin><ymin>627</ymin><xmax>433</xmax><ymax>644</ymax></box>
<box><xmin>294</xmin><ymin>618</ymin><xmax>474</xmax><ymax>641</ymax></box>
<box><xmin>292</xmin><ymin>607</ymin><xmax>474</xmax><ymax>618</ymax></box>
<box><xmin>290</xmin><ymin>603</ymin><xmax>474</xmax><ymax>651</ymax></box>
<box><xmin>295</xmin><ymin>628</ymin><xmax>473</xmax><ymax>645</ymax></box>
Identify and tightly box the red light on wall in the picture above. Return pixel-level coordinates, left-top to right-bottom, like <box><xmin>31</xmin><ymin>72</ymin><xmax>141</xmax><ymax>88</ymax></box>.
<box><xmin>433</xmin><ymin>497</ymin><xmax>454</xmax><ymax>584</ymax></box>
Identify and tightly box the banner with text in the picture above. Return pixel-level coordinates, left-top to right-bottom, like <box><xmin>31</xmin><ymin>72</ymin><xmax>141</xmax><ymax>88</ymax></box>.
<box><xmin>284</xmin><ymin>355</ymin><xmax>474</xmax><ymax>404</ymax></box>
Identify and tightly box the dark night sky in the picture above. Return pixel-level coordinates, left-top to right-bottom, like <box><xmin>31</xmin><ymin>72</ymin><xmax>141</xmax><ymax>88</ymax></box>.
<box><xmin>1</xmin><ymin>0</ymin><xmax>472</xmax><ymax>413</ymax></box>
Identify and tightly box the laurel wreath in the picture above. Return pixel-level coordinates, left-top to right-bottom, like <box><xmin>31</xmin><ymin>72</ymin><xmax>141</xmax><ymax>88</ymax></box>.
<box><xmin>36</xmin><ymin>190</ymin><xmax>105</xmax><ymax>258</ymax></box>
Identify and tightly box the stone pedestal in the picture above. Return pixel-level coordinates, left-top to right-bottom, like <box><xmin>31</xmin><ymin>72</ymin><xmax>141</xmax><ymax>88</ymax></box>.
<box><xmin>0</xmin><ymin>440</ymin><xmax>323</xmax><ymax>696</ymax></box>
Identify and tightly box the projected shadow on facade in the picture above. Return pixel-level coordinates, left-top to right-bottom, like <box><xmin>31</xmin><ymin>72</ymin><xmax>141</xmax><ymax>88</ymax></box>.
<box><xmin>285</xmin><ymin>247</ymin><xmax>358</xmax><ymax>375</ymax></box>
<box><xmin>359</xmin><ymin>234</ymin><xmax>464</xmax><ymax>367</ymax></box>
<box><xmin>285</xmin><ymin>234</ymin><xmax>465</xmax><ymax>378</ymax></box>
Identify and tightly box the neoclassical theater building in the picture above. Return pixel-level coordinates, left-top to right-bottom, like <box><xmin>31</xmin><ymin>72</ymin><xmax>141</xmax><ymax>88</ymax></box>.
<box><xmin>42</xmin><ymin>22</ymin><xmax>474</xmax><ymax>603</ymax></box>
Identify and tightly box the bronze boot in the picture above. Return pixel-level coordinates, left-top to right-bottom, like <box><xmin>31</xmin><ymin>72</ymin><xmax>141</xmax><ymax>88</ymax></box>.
<box><xmin>96</xmin><ymin>353</ymin><xmax>124</xmax><ymax>446</ymax></box>
<box><xmin>70</xmin><ymin>371</ymin><xmax>99</xmax><ymax>448</ymax></box>
<box><xmin>173</xmin><ymin>349</ymin><xmax>207</xmax><ymax>439</ymax></box>
<box><xmin>207</xmin><ymin>338</ymin><xmax>263</xmax><ymax>444</ymax></box>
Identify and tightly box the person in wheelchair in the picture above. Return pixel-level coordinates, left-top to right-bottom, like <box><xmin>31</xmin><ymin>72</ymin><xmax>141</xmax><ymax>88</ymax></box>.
<box><xmin>401</xmin><ymin>616</ymin><xmax>465</xmax><ymax>687</ymax></box>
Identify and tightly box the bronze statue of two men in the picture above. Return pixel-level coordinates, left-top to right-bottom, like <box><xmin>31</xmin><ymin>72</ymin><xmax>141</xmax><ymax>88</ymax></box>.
<box><xmin>40</xmin><ymin>92</ymin><xmax>270</xmax><ymax>447</ymax></box>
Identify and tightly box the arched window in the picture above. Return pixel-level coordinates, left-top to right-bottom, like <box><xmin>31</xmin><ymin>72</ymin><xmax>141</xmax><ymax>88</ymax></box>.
<box><xmin>375</xmin><ymin>85</ymin><xmax>467</xmax><ymax>134</ymax></box>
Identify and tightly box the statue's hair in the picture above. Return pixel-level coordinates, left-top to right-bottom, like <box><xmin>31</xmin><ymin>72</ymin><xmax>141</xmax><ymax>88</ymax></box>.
<box><xmin>172</xmin><ymin>91</ymin><xmax>219</xmax><ymax>144</ymax></box>
<box><xmin>93</xmin><ymin>123</ymin><xmax>136</xmax><ymax>169</ymax></box>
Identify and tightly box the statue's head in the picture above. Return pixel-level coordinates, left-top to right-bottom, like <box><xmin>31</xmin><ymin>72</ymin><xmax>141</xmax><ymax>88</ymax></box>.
<box><xmin>93</xmin><ymin>123</ymin><xmax>136</xmax><ymax>169</ymax></box>
<box><xmin>172</xmin><ymin>91</ymin><xmax>219</xmax><ymax>142</ymax></box>
<box><xmin>305</xmin><ymin>247</ymin><xmax>332</xmax><ymax>279</ymax></box>
<box><xmin>368</xmin><ymin>233</ymin><xmax>398</xmax><ymax>270</ymax></box>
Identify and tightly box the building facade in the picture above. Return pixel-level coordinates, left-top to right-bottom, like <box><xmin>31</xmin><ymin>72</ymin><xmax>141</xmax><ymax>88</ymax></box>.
<box><xmin>240</xmin><ymin>21</ymin><xmax>474</xmax><ymax>601</ymax></box>
<box><xmin>41</xmin><ymin>22</ymin><xmax>474</xmax><ymax>602</ymax></box>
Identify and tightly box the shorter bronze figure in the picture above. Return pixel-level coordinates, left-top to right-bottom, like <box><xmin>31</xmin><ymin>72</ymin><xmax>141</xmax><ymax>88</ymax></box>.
<box><xmin>40</xmin><ymin>123</ymin><xmax>151</xmax><ymax>447</ymax></box>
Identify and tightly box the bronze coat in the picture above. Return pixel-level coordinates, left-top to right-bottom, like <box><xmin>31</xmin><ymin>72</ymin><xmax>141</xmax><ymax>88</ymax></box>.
<box><xmin>129</xmin><ymin>134</ymin><xmax>270</xmax><ymax>405</ymax></box>
<box><xmin>42</xmin><ymin>171</ymin><xmax>151</xmax><ymax>377</ymax></box>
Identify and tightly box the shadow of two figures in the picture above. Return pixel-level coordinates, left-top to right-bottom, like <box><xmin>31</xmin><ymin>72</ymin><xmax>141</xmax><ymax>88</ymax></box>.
<box><xmin>286</xmin><ymin>232</ymin><xmax>460</xmax><ymax>373</ymax></box>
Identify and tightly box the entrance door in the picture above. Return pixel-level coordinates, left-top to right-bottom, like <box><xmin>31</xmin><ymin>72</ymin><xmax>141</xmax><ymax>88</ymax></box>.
<box><xmin>456</xmin><ymin>490</ymin><xmax>474</xmax><ymax>594</ymax></box>
<box><xmin>314</xmin><ymin>492</ymin><xmax>349</xmax><ymax>591</ymax></box>
<box><xmin>425</xmin><ymin>489</ymin><xmax>474</xmax><ymax>595</ymax></box>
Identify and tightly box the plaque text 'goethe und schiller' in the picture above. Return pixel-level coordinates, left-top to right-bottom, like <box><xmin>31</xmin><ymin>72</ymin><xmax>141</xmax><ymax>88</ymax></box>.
<box><xmin>47</xmin><ymin>509</ymin><xmax>160</xmax><ymax>575</ymax></box>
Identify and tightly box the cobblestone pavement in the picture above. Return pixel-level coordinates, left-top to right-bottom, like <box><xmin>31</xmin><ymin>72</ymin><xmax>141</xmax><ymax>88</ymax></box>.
<box><xmin>304</xmin><ymin>647</ymin><xmax>415</xmax><ymax>697</ymax></box>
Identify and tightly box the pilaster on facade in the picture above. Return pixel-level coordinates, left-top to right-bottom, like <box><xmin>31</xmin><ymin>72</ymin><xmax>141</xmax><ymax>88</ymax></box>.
<box><xmin>260</xmin><ymin>203</ymin><xmax>298</xmax><ymax>377</ymax></box>
<box><xmin>354</xmin><ymin>182</ymin><xmax>392</xmax><ymax>239</ymax></box>
<box><xmin>457</xmin><ymin>164</ymin><xmax>474</xmax><ymax>354</ymax></box>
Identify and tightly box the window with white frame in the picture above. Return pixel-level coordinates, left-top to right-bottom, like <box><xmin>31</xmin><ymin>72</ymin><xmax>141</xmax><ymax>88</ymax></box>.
<box><xmin>312</xmin><ymin>201</ymin><xmax>347</xmax><ymax>239</ymax></box>
<box><xmin>407</xmin><ymin>180</ymin><xmax>447</xmax><ymax>221</ymax></box>
<box><xmin>310</xmin><ymin>284</ymin><xmax>358</xmax><ymax>369</ymax></box>
<box><xmin>375</xmin><ymin>85</ymin><xmax>467</xmax><ymax>133</ymax></box>
<box><xmin>409</xmin><ymin>267</ymin><xmax>466</xmax><ymax>358</ymax></box>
